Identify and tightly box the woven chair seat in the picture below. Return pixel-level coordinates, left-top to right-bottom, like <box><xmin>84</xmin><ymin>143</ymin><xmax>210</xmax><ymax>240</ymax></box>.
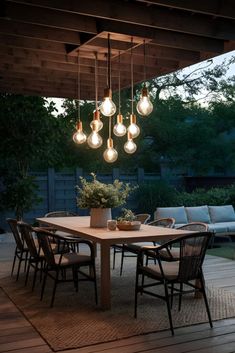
<box><xmin>142</xmin><ymin>261</ymin><xmax>179</xmax><ymax>280</ymax></box>
<box><xmin>54</xmin><ymin>253</ymin><xmax>91</xmax><ymax>266</ymax></box>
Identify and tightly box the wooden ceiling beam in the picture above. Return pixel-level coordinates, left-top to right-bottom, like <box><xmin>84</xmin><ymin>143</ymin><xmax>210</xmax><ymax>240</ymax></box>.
<box><xmin>0</xmin><ymin>34</ymin><xmax>67</xmax><ymax>54</ymax></box>
<box><xmin>0</xmin><ymin>54</ymin><xmax>165</xmax><ymax>78</ymax></box>
<box><xmin>0</xmin><ymin>42</ymin><xmax>183</xmax><ymax>72</ymax></box>
<box><xmin>7</xmin><ymin>0</ymin><xmax>235</xmax><ymax>40</ymax></box>
<box><xmin>136</xmin><ymin>0</ymin><xmax>235</xmax><ymax>20</ymax></box>
<box><xmin>3</xmin><ymin>2</ymin><xmax>97</xmax><ymax>34</ymax></box>
<box><xmin>0</xmin><ymin>63</ymin><xmax>160</xmax><ymax>85</ymax></box>
<box><xmin>0</xmin><ymin>19</ymin><xmax>81</xmax><ymax>45</ymax></box>
<box><xmin>99</xmin><ymin>21</ymin><xmax>224</xmax><ymax>54</ymax></box>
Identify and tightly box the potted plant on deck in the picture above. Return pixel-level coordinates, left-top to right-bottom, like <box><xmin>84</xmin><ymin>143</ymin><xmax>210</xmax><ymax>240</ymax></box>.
<box><xmin>76</xmin><ymin>173</ymin><xmax>135</xmax><ymax>228</ymax></box>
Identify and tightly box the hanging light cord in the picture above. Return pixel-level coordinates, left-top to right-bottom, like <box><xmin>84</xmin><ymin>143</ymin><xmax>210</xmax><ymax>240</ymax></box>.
<box><xmin>95</xmin><ymin>52</ymin><xmax>98</xmax><ymax>110</ymax></box>
<box><xmin>143</xmin><ymin>39</ymin><xmax>146</xmax><ymax>82</ymax></box>
<box><xmin>131</xmin><ymin>37</ymin><xmax>134</xmax><ymax>114</ymax></box>
<box><xmin>108</xmin><ymin>33</ymin><xmax>112</xmax><ymax>141</ymax></box>
<box><xmin>118</xmin><ymin>51</ymin><xmax>121</xmax><ymax>115</ymax></box>
<box><xmin>77</xmin><ymin>53</ymin><xmax>80</xmax><ymax>122</ymax></box>
<box><xmin>108</xmin><ymin>33</ymin><xmax>111</xmax><ymax>89</ymax></box>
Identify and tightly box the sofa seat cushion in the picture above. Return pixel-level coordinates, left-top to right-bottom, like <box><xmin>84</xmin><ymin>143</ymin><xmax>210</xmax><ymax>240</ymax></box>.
<box><xmin>226</xmin><ymin>222</ymin><xmax>235</xmax><ymax>233</ymax></box>
<box><xmin>155</xmin><ymin>207</ymin><xmax>188</xmax><ymax>225</ymax></box>
<box><xmin>207</xmin><ymin>223</ymin><xmax>229</xmax><ymax>234</ymax></box>
<box><xmin>209</xmin><ymin>205</ymin><xmax>235</xmax><ymax>223</ymax></box>
<box><xmin>185</xmin><ymin>206</ymin><xmax>211</xmax><ymax>223</ymax></box>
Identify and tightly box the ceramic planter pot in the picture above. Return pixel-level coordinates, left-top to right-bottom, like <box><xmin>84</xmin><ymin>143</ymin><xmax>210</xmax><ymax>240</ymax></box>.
<box><xmin>90</xmin><ymin>208</ymin><xmax>112</xmax><ymax>228</ymax></box>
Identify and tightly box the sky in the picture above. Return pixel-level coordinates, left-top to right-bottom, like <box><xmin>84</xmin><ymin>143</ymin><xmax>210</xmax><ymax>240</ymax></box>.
<box><xmin>48</xmin><ymin>50</ymin><xmax>235</xmax><ymax>115</ymax></box>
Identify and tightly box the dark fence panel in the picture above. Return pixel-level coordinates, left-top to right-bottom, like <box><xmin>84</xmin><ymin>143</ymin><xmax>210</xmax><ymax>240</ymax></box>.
<box><xmin>184</xmin><ymin>176</ymin><xmax>235</xmax><ymax>192</ymax></box>
<box><xmin>1</xmin><ymin>168</ymin><xmax>183</xmax><ymax>230</ymax></box>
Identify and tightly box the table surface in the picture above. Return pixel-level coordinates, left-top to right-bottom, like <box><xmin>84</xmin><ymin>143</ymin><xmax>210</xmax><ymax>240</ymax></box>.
<box><xmin>37</xmin><ymin>216</ymin><xmax>194</xmax><ymax>245</ymax></box>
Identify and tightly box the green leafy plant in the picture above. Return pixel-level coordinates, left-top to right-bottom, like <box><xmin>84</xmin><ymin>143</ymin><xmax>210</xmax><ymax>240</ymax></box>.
<box><xmin>117</xmin><ymin>208</ymin><xmax>136</xmax><ymax>222</ymax></box>
<box><xmin>76</xmin><ymin>173</ymin><xmax>136</xmax><ymax>209</ymax></box>
<box><xmin>1</xmin><ymin>175</ymin><xmax>41</xmax><ymax>220</ymax></box>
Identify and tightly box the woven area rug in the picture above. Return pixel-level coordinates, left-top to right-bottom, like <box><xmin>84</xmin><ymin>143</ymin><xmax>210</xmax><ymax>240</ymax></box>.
<box><xmin>1</xmin><ymin>261</ymin><xmax>235</xmax><ymax>351</ymax></box>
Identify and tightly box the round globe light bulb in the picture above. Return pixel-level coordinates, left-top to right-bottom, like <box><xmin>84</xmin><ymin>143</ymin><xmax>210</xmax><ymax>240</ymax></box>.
<box><xmin>128</xmin><ymin>123</ymin><xmax>140</xmax><ymax>138</ymax></box>
<box><xmin>73</xmin><ymin>121</ymin><xmax>87</xmax><ymax>144</ymax></box>
<box><xmin>103</xmin><ymin>138</ymin><xmax>118</xmax><ymax>163</ymax></box>
<box><xmin>87</xmin><ymin>131</ymin><xmax>103</xmax><ymax>149</ymax></box>
<box><xmin>90</xmin><ymin>110</ymin><xmax>103</xmax><ymax>131</ymax></box>
<box><xmin>124</xmin><ymin>139</ymin><xmax>137</xmax><ymax>154</ymax></box>
<box><xmin>99</xmin><ymin>88</ymin><xmax>116</xmax><ymax>117</ymax></box>
<box><xmin>73</xmin><ymin>130</ymin><xmax>87</xmax><ymax>144</ymax></box>
<box><xmin>90</xmin><ymin>119</ymin><xmax>103</xmax><ymax>131</ymax></box>
<box><xmin>127</xmin><ymin>113</ymin><xmax>140</xmax><ymax>138</ymax></box>
<box><xmin>113</xmin><ymin>114</ymin><xmax>126</xmax><ymax>137</ymax></box>
<box><xmin>137</xmin><ymin>96</ymin><xmax>153</xmax><ymax>116</ymax></box>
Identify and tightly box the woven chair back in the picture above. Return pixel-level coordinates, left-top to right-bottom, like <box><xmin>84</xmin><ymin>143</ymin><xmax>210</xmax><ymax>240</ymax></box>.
<box><xmin>18</xmin><ymin>222</ymin><xmax>38</xmax><ymax>258</ymax></box>
<box><xmin>177</xmin><ymin>232</ymin><xmax>211</xmax><ymax>282</ymax></box>
<box><xmin>6</xmin><ymin>218</ymin><xmax>24</xmax><ymax>251</ymax></box>
<box><xmin>36</xmin><ymin>231</ymin><xmax>56</xmax><ymax>266</ymax></box>
<box><xmin>44</xmin><ymin>211</ymin><xmax>77</xmax><ymax>217</ymax></box>
<box><xmin>148</xmin><ymin>218</ymin><xmax>175</xmax><ymax>228</ymax></box>
<box><xmin>178</xmin><ymin>222</ymin><xmax>208</xmax><ymax>232</ymax></box>
<box><xmin>135</xmin><ymin>214</ymin><xmax>151</xmax><ymax>224</ymax></box>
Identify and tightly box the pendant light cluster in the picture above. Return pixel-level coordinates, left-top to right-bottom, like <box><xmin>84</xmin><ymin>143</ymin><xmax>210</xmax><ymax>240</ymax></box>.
<box><xmin>73</xmin><ymin>35</ymin><xmax>153</xmax><ymax>163</ymax></box>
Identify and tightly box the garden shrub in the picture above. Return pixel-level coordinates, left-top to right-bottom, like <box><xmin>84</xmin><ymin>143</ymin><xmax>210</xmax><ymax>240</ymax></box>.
<box><xmin>134</xmin><ymin>182</ymin><xmax>235</xmax><ymax>218</ymax></box>
<box><xmin>133</xmin><ymin>181</ymin><xmax>178</xmax><ymax>217</ymax></box>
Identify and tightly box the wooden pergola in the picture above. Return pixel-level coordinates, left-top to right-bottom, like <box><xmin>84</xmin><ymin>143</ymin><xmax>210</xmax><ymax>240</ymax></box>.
<box><xmin>0</xmin><ymin>0</ymin><xmax>235</xmax><ymax>100</ymax></box>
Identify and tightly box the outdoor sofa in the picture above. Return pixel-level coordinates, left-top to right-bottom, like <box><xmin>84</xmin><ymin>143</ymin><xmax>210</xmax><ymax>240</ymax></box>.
<box><xmin>154</xmin><ymin>205</ymin><xmax>235</xmax><ymax>241</ymax></box>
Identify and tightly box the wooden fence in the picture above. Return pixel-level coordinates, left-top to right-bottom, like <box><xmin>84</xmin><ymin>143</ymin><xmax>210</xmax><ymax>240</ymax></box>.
<box><xmin>1</xmin><ymin>168</ymin><xmax>182</xmax><ymax>230</ymax></box>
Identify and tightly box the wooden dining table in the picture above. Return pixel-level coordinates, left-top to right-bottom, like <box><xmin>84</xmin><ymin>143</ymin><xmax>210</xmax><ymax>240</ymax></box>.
<box><xmin>36</xmin><ymin>216</ymin><xmax>193</xmax><ymax>310</ymax></box>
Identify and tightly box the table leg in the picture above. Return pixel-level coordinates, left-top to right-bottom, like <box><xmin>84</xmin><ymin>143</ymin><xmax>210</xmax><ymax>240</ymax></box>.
<box><xmin>100</xmin><ymin>242</ymin><xmax>111</xmax><ymax>310</ymax></box>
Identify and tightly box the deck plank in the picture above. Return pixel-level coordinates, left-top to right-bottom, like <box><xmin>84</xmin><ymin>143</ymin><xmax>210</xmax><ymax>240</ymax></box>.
<box><xmin>0</xmin><ymin>255</ymin><xmax>235</xmax><ymax>353</ymax></box>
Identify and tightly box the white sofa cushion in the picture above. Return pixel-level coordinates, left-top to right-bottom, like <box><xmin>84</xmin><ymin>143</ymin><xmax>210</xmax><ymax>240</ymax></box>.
<box><xmin>155</xmin><ymin>207</ymin><xmax>188</xmax><ymax>224</ymax></box>
<box><xmin>209</xmin><ymin>205</ymin><xmax>235</xmax><ymax>223</ymax></box>
<box><xmin>185</xmin><ymin>206</ymin><xmax>211</xmax><ymax>223</ymax></box>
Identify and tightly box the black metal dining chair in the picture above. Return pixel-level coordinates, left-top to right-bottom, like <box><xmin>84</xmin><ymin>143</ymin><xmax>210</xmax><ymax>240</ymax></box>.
<box><xmin>6</xmin><ymin>218</ymin><xmax>29</xmax><ymax>280</ymax></box>
<box><xmin>35</xmin><ymin>228</ymin><xmax>98</xmax><ymax>307</ymax></box>
<box><xmin>134</xmin><ymin>231</ymin><xmax>213</xmax><ymax>335</ymax></box>
<box><xmin>119</xmin><ymin>217</ymin><xmax>175</xmax><ymax>275</ymax></box>
<box><xmin>112</xmin><ymin>213</ymin><xmax>151</xmax><ymax>272</ymax></box>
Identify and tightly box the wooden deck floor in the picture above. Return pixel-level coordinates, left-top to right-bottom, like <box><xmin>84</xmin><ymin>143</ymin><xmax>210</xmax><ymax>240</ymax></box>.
<box><xmin>1</xmin><ymin>255</ymin><xmax>235</xmax><ymax>353</ymax></box>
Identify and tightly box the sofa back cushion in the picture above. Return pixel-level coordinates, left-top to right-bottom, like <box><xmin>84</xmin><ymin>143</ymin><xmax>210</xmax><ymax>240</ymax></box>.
<box><xmin>208</xmin><ymin>205</ymin><xmax>235</xmax><ymax>223</ymax></box>
<box><xmin>154</xmin><ymin>206</ymin><xmax>188</xmax><ymax>224</ymax></box>
<box><xmin>185</xmin><ymin>206</ymin><xmax>211</xmax><ymax>223</ymax></box>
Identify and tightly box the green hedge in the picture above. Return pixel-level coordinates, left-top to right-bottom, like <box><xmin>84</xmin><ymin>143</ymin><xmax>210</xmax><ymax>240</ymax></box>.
<box><xmin>134</xmin><ymin>182</ymin><xmax>235</xmax><ymax>218</ymax></box>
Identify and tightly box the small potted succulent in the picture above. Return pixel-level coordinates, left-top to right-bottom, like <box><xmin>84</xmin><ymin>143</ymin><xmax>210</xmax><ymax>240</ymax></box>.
<box><xmin>76</xmin><ymin>173</ymin><xmax>135</xmax><ymax>228</ymax></box>
<box><xmin>116</xmin><ymin>208</ymin><xmax>141</xmax><ymax>231</ymax></box>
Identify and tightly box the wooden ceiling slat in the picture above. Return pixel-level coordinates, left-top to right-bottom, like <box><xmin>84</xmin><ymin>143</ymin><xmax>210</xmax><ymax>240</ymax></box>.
<box><xmin>136</xmin><ymin>0</ymin><xmax>235</xmax><ymax>20</ymax></box>
<box><xmin>0</xmin><ymin>34</ymin><xmax>67</xmax><ymax>54</ymax></box>
<box><xmin>0</xmin><ymin>19</ymin><xmax>81</xmax><ymax>45</ymax></box>
<box><xmin>4</xmin><ymin>2</ymin><xmax>97</xmax><ymax>34</ymax></box>
<box><xmin>99</xmin><ymin>20</ymin><xmax>225</xmax><ymax>53</ymax></box>
<box><xmin>7</xmin><ymin>0</ymin><xmax>235</xmax><ymax>40</ymax></box>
